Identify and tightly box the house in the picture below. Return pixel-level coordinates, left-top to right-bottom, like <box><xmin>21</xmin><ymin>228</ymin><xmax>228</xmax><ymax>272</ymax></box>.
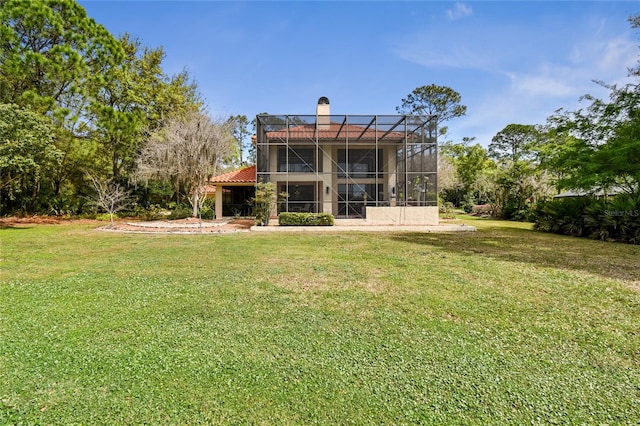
<box><xmin>553</xmin><ymin>186</ymin><xmax>628</xmax><ymax>199</ymax></box>
<box><xmin>210</xmin><ymin>97</ymin><xmax>439</xmax><ymax>225</ymax></box>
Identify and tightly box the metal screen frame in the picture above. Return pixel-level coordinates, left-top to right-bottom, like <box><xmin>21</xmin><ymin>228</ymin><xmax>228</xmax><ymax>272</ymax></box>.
<box><xmin>256</xmin><ymin>114</ymin><xmax>437</xmax><ymax>218</ymax></box>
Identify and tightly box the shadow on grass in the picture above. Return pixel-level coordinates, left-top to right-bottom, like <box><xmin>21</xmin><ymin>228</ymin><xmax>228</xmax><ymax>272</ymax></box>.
<box><xmin>389</xmin><ymin>225</ymin><xmax>640</xmax><ymax>285</ymax></box>
<box><xmin>0</xmin><ymin>224</ymin><xmax>33</xmax><ymax>230</ymax></box>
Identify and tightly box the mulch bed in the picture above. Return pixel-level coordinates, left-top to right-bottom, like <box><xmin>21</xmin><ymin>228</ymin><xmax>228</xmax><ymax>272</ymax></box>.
<box><xmin>0</xmin><ymin>216</ymin><xmax>99</xmax><ymax>226</ymax></box>
<box><xmin>0</xmin><ymin>216</ymin><xmax>255</xmax><ymax>234</ymax></box>
<box><xmin>102</xmin><ymin>218</ymin><xmax>254</xmax><ymax>234</ymax></box>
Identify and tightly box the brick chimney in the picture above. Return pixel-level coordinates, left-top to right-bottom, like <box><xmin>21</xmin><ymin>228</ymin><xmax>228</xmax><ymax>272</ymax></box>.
<box><xmin>316</xmin><ymin>96</ymin><xmax>330</xmax><ymax>130</ymax></box>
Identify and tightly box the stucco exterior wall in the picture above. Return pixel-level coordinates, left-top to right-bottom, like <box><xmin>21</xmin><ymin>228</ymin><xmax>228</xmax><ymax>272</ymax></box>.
<box><xmin>363</xmin><ymin>206</ymin><xmax>439</xmax><ymax>225</ymax></box>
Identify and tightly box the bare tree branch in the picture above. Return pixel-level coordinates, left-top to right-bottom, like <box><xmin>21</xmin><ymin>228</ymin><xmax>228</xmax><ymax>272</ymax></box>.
<box><xmin>134</xmin><ymin>110</ymin><xmax>235</xmax><ymax>217</ymax></box>
<box><xmin>87</xmin><ymin>175</ymin><xmax>133</xmax><ymax>226</ymax></box>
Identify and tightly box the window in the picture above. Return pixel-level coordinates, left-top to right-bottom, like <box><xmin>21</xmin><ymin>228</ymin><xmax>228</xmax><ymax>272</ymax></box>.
<box><xmin>337</xmin><ymin>149</ymin><xmax>382</xmax><ymax>178</ymax></box>
<box><xmin>278</xmin><ymin>147</ymin><xmax>316</xmax><ymax>173</ymax></box>
<box><xmin>280</xmin><ymin>183</ymin><xmax>315</xmax><ymax>212</ymax></box>
<box><xmin>337</xmin><ymin>183</ymin><xmax>383</xmax><ymax>217</ymax></box>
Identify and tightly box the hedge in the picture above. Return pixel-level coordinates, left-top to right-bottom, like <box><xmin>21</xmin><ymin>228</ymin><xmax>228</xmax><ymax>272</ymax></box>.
<box><xmin>278</xmin><ymin>212</ymin><xmax>335</xmax><ymax>226</ymax></box>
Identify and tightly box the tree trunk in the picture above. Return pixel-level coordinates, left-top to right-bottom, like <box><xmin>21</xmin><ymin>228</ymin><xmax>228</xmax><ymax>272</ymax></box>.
<box><xmin>192</xmin><ymin>191</ymin><xmax>198</xmax><ymax>217</ymax></box>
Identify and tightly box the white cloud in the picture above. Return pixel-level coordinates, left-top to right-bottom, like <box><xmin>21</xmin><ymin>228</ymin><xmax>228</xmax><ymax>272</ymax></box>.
<box><xmin>446</xmin><ymin>2</ymin><xmax>472</xmax><ymax>20</ymax></box>
<box><xmin>597</xmin><ymin>36</ymin><xmax>637</xmax><ymax>75</ymax></box>
<box><xmin>391</xmin><ymin>34</ymin><xmax>502</xmax><ymax>72</ymax></box>
<box><xmin>450</xmin><ymin>59</ymin><xmax>634</xmax><ymax>147</ymax></box>
<box><xmin>390</xmin><ymin>5</ymin><xmax>638</xmax><ymax>146</ymax></box>
<box><xmin>507</xmin><ymin>70</ymin><xmax>576</xmax><ymax>98</ymax></box>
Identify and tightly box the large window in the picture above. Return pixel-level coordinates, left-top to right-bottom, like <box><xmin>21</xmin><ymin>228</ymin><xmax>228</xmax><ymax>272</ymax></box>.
<box><xmin>337</xmin><ymin>149</ymin><xmax>382</xmax><ymax>178</ymax></box>
<box><xmin>280</xmin><ymin>183</ymin><xmax>315</xmax><ymax>212</ymax></box>
<box><xmin>338</xmin><ymin>183</ymin><xmax>383</xmax><ymax>217</ymax></box>
<box><xmin>222</xmin><ymin>187</ymin><xmax>255</xmax><ymax>217</ymax></box>
<box><xmin>278</xmin><ymin>147</ymin><xmax>317</xmax><ymax>173</ymax></box>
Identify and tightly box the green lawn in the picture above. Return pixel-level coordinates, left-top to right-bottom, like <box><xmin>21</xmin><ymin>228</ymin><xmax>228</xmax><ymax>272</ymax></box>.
<box><xmin>1</xmin><ymin>218</ymin><xmax>639</xmax><ymax>424</ymax></box>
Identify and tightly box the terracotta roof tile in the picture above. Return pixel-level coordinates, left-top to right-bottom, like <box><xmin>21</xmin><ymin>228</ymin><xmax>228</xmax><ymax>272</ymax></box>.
<box><xmin>265</xmin><ymin>122</ymin><xmax>406</xmax><ymax>141</ymax></box>
<box><xmin>208</xmin><ymin>165</ymin><xmax>256</xmax><ymax>184</ymax></box>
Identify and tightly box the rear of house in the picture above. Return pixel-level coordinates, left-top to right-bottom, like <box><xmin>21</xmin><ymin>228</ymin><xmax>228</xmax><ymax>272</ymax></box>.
<box><xmin>254</xmin><ymin>97</ymin><xmax>439</xmax><ymax>225</ymax></box>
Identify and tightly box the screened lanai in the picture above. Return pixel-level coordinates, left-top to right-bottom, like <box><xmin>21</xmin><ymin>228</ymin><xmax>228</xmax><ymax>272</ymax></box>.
<box><xmin>255</xmin><ymin>98</ymin><xmax>437</xmax><ymax>220</ymax></box>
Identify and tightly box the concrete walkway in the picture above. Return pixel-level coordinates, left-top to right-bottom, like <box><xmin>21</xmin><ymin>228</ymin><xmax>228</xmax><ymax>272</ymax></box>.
<box><xmin>251</xmin><ymin>223</ymin><xmax>476</xmax><ymax>233</ymax></box>
<box><xmin>99</xmin><ymin>218</ymin><xmax>476</xmax><ymax>234</ymax></box>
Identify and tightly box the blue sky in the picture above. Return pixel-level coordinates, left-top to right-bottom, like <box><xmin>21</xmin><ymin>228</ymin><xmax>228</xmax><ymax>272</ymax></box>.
<box><xmin>80</xmin><ymin>1</ymin><xmax>639</xmax><ymax>147</ymax></box>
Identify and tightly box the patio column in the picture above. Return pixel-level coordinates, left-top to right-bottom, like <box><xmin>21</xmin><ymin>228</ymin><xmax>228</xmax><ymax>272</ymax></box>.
<box><xmin>215</xmin><ymin>184</ymin><xmax>223</xmax><ymax>219</ymax></box>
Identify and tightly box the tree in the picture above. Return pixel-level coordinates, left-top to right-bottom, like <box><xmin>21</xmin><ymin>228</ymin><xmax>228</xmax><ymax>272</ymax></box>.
<box><xmin>89</xmin><ymin>34</ymin><xmax>159</xmax><ymax>181</ymax></box>
<box><xmin>87</xmin><ymin>175</ymin><xmax>132</xmax><ymax>226</ymax></box>
<box><xmin>0</xmin><ymin>0</ymin><xmax>122</xmax><ymax>211</ymax></box>
<box><xmin>542</xmin><ymin>83</ymin><xmax>640</xmax><ymax>196</ymax></box>
<box><xmin>486</xmin><ymin>124</ymin><xmax>554</xmax><ymax>219</ymax></box>
<box><xmin>437</xmin><ymin>154</ymin><xmax>460</xmax><ymax>197</ymax></box>
<box><xmin>440</xmin><ymin>138</ymin><xmax>493</xmax><ymax>207</ymax></box>
<box><xmin>629</xmin><ymin>14</ymin><xmax>640</xmax><ymax>77</ymax></box>
<box><xmin>88</xmin><ymin>34</ymin><xmax>202</xmax><ymax>181</ymax></box>
<box><xmin>135</xmin><ymin>111</ymin><xmax>235</xmax><ymax>218</ymax></box>
<box><xmin>445</xmin><ymin>138</ymin><xmax>490</xmax><ymax>192</ymax></box>
<box><xmin>496</xmin><ymin>160</ymin><xmax>553</xmax><ymax>220</ymax></box>
<box><xmin>489</xmin><ymin>124</ymin><xmax>539</xmax><ymax>162</ymax></box>
<box><xmin>0</xmin><ymin>104</ymin><xmax>62</xmax><ymax>214</ymax></box>
<box><xmin>0</xmin><ymin>1</ymin><xmax>203</xmax><ymax>214</ymax></box>
<box><xmin>226</xmin><ymin>115</ymin><xmax>251</xmax><ymax>167</ymax></box>
<box><xmin>396</xmin><ymin>84</ymin><xmax>467</xmax><ymax>136</ymax></box>
<box><xmin>474</xmin><ymin>166</ymin><xmax>504</xmax><ymax>217</ymax></box>
<box><xmin>251</xmin><ymin>181</ymin><xmax>287</xmax><ymax>226</ymax></box>
<box><xmin>0</xmin><ymin>0</ymin><xmax>122</xmax><ymax>112</ymax></box>
<box><xmin>540</xmin><ymin>14</ymin><xmax>640</xmax><ymax>197</ymax></box>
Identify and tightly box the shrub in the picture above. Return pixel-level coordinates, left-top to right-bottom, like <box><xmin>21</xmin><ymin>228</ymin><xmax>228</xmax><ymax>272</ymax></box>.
<box><xmin>252</xmin><ymin>182</ymin><xmax>284</xmax><ymax>226</ymax></box>
<box><xmin>588</xmin><ymin>194</ymin><xmax>640</xmax><ymax>244</ymax></box>
<box><xmin>95</xmin><ymin>212</ymin><xmax>115</xmax><ymax>222</ymax></box>
<box><xmin>471</xmin><ymin>204</ymin><xmax>492</xmax><ymax>216</ymax></box>
<box><xmin>199</xmin><ymin>205</ymin><xmax>214</xmax><ymax>220</ymax></box>
<box><xmin>129</xmin><ymin>204</ymin><xmax>166</xmax><ymax>221</ymax></box>
<box><xmin>534</xmin><ymin>197</ymin><xmax>591</xmax><ymax>237</ymax></box>
<box><xmin>278</xmin><ymin>212</ymin><xmax>335</xmax><ymax>226</ymax></box>
<box><xmin>439</xmin><ymin>202</ymin><xmax>456</xmax><ymax>219</ymax></box>
<box><xmin>534</xmin><ymin>194</ymin><xmax>640</xmax><ymax>244</ymax></box>
<box><xmin>501</xmin><ymin>197</ymin><xmax>536</xmax><ymax>222</ymax></box>
<box><xmin>199</xmin><ymin>197</ymin><xmax>216</xmax><ymax>220</ymax></box>
<box><xmin>47</xmin><ymin>191</ymin><xmax>86</xmax><ymax>216</ymax></box>
<box><xmin>168</xmin><ymin>207</ymin><xmax>193</xmax><ymax>220</ymax></box>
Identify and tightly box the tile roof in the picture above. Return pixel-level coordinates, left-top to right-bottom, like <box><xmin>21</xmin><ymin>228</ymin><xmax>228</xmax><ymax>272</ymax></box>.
<box><xmin>203</xmin><ymin>166</ymin><xmax>256</xmax><ymax>194</ymax></box>
<box><xmin>265</xmin><ymin>122</ymin><xmax>407</xmax><ymax>141</ymax></box>
<box><xmin>208</xmin><ymin>165</ymin><xmax>256</xmax><ymax>184</ymax></box>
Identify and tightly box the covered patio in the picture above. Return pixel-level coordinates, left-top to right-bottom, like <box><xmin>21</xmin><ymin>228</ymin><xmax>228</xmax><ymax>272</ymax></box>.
<box><xmin>205</xmin><ymin>165</ymin><xmax>256</xmax><ymax>219</ymax></box>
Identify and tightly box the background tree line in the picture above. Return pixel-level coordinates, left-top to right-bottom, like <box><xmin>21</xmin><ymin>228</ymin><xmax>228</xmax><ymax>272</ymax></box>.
<box><xmin>428</xmin><ymin>15</ymin><xmax>639</xmax><ymax>243</ymax></box>
<box><xmin>1</xmin><ymin>0</ymin><xmax>638</xmax><ymax>242</ymax></box>
<box><xmin>0</xmin><ymin>0</ymin><xmax>248</xmax><ymax>217</ymax></box>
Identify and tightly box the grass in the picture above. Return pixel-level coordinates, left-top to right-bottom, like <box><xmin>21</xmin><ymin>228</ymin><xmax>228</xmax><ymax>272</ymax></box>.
<box><xmin>1</xmin><ymin>217</ymin><xmax>639</xmax><ymax>424</ymax></box>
